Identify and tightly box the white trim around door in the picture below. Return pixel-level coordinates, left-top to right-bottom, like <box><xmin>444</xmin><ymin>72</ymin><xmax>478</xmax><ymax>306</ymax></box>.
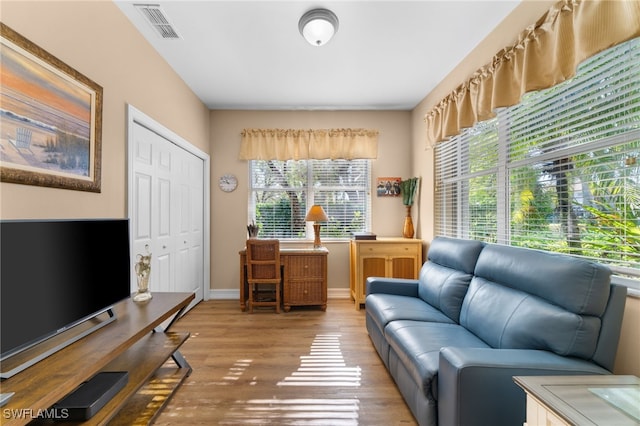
<box><xmin>126</xmin><ymin>104</ymin><xmax>211</xmax><ymax>305</ymax></box>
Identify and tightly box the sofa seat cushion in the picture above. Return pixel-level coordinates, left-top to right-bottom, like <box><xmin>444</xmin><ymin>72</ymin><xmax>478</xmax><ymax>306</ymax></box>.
<box><xmin>385</xmin><ymin>320</ymin><xmax>490</xmax><ymax>399</ymax></box>
<box><xmin>366</xmin><ymin>294</ymin><xmax>454</xmax><ymax>333</ymax></box>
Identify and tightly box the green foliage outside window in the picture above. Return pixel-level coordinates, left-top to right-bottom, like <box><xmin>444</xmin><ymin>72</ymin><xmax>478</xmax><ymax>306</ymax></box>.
<box><xmin>438</xmin><ymin>37</ymin><xmax>640</xmax><ymax>276</ymax></box>
<box><xmin>250</xmin><ymin>159</ymin><xmax>370</xmax><ymax>240</ymax></box>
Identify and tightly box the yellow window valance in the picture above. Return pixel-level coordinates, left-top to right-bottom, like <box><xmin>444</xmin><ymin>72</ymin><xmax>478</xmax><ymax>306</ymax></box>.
<box><xmin>239</xmin><ymin>128</ymin><xmax>379</xmax><ymax>160</ymax></box>
<box><xmin>424</xmin><ymin>0</ymin><xmax>640</xmax><ymax>146</ymax></box>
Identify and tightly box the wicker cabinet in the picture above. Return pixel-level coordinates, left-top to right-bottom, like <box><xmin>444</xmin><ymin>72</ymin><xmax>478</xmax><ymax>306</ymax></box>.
<box><xmin>283</xmin><ymin>249</ymin><xmax>328</xmax><ymax>312</ymax></box>
<box><xmin>349</xmin><ymin>238</ymin><xmax>422</xmax><ymax>310</ymax></box>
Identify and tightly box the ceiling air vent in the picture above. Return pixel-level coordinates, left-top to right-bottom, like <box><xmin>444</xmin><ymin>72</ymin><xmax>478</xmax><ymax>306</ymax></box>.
<box><xmin>134</xmin><ymin>4</ymin><xmax>181</xmax><ymax>39</ymax></box>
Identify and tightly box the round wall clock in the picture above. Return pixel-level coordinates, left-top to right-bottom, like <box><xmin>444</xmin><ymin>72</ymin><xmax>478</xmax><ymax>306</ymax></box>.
<box><xmin>218</xmin><ymin>174</ymin><xmax>238</xmax><ymax>192</ymax></box>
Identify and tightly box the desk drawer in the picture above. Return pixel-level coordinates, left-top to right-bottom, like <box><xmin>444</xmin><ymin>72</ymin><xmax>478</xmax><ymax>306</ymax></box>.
<box><xmin>357</xmin><ymin>242</ymin><xmax>420</xmax><ymax>257</ymax></box>
<box><xmin>287</xmin><ymin>280</ymin><xmax>324</xmax><ymax>305</ymax></box>
<box><xmin>286</xmin><ymin>255</ymin><xmax>325</xmax><ymax>279</ymax></box>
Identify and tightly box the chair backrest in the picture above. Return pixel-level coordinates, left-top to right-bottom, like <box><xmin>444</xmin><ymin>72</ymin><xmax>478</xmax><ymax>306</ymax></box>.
<box><xmin>246</xmin><ymin>239</ymin><xmax>281</xmax><ymax>282</ymax></box>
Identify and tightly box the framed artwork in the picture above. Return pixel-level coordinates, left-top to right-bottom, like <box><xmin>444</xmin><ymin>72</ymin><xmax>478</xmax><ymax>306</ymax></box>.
<box><xmin>0</xmin><ymin>23</ymin><xmax>103</xmax><ymax>192</ymax></box>
<box><xmin>376</xmin><ymin>177</ymin><xmax>401</xmax><ymax>197</ymax></box>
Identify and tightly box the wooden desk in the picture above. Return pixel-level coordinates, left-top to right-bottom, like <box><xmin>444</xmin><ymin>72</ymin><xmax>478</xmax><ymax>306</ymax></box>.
<box><xmin>239</xmin><ymin>247</ymin><xmax>328</xmax><ymax>312</ymax></box>
<box><xmin>1</xmin><ymin>292</ymin><xmax>194</xmax><ymax>426</ymax></box>
<box><xmin>514</xmin><ymin>375</ymin><xmax>640</xmax><ymax>426</ymax></box>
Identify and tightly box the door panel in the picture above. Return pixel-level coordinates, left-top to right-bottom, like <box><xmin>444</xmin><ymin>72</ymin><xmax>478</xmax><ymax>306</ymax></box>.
<box><xmin>133</xmin><ymin>173</ymin><xmax>152</xmax><ymax>241</ymax></box>
<box><xmin>391</xmin><ymin>257</ymin><xmax>416</xmax><ymax>279</ymax></box>
<box><xmin>130</xmin><ymin>121</ymin><xmax>204</xmax><ymax>308</ymax></box>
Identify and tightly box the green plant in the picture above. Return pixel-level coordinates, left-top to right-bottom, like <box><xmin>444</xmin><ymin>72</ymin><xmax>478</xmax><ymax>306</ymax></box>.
<box><xmin>400</xmin><ymin>177</ymin><xmax>419</xmax><ymax>206</ymax></box>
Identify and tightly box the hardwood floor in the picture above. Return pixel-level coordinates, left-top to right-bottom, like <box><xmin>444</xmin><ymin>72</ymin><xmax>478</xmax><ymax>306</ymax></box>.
<box><xmin>154</xmin><ymin>299</ymin><xmax>417</xmax><ymax>425</ymax></box>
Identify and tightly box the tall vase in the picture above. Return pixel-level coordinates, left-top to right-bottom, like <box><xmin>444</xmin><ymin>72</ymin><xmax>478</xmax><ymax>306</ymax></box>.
<box><xmin>403</xmin><ymin>205</ymin><xmax>415</xmax><ymax>238</ymax></box>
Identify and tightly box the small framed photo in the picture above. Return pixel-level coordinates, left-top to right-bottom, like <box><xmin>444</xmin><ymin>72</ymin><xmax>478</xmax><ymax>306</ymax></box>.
<box><xmin>376</xmin><ymin>177</ymin><xmax>401</xmax><ymax>197</ymax></box>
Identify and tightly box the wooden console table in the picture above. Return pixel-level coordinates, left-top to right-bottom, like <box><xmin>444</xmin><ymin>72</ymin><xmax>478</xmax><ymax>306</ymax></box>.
<box><xmin>1</xmin><ymin>292</ymin><xmax>194</xmax><ymax>425</ymax></box>
<box><xmin>239</xmin><ymin>247</ymin><xmax>328</xmax><ymax>312</ymax></box>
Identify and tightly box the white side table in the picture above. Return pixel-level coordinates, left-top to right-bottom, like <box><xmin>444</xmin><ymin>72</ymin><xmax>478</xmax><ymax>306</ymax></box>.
<box><xmin>513</xmin><ymin>375</ymin><xmax>640</xmax><ymax>426</ymax></box>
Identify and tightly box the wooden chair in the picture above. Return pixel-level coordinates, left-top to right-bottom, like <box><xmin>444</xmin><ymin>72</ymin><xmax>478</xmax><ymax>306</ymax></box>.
<box><xmin>246</xmin><ymin>239</ymin><xmax>282</xmax><ymax>313</ymax></box>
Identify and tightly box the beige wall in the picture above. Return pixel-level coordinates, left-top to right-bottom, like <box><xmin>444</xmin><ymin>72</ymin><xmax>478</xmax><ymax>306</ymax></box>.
<box><xmin>209</xmin><ymin>110</ymin><xmax>412</xmax><ymax>294</ymax></box>
<box><xmin>615</xmin><ymin>297</ymin><xmax>640</xmax><ymax>375</ymax></box>
<box><xmin>0</xmin><ymin>0</ymin><xmax>210</xmax><ymax>220</ymax></box>
<box><xmin>1</xmin><ymin>0</ymin><xmax>637</xmax><ymax>377</ymax></box>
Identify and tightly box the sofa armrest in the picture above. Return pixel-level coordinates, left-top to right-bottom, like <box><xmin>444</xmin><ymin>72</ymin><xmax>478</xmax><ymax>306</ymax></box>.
<box><xmin>366</xmin><ymin>277</ymin><xmax>419</xmax><ymax>297</ymax></box>
<box><xmin>438</xmin><ymin>347</ymin><xmax>611</xmax><ymax>426</ymax></box>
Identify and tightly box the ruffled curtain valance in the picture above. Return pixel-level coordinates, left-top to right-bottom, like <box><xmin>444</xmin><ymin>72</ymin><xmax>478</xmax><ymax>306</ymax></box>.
<box><xmin>239</xmin><ymin>128</ymin><xmax>378</xmax><ymax>160</ymax></box>
<box><xmin>424</xmin><ymin>0</ymin><xmax>640</xmax><ymax>146</ymax></box>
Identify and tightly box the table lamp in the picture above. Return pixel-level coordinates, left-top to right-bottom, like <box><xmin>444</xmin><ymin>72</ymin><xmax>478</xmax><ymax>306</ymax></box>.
<box><xmin>305</xmin><ymin>205</ymin><xmax>329</xmax><ymax>248</ymax></box>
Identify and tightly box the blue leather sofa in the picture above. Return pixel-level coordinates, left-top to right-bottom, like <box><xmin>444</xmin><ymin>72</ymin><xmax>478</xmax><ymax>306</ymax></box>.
<box><xmin>365</xmin><ymin>237</ymin><xmax>627</xmax><ymax>426</ymax></box>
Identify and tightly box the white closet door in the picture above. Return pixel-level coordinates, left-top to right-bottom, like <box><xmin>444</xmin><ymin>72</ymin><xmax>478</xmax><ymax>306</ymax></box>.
<box><xmin>173</xmin><ymin>146</ymin><xmax>204</xmax><ymax>299</ymax></box>
<box><xmin>130</xmin><ymin>122</ymin><xmax>204</xmax><ymax>305</ymax></box>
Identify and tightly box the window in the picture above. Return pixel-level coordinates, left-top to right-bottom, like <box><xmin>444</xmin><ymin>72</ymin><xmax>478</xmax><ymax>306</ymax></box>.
<box><xmin>249</xmin><ymin>159</ymin><xmax>371</xmax><ymax>240</ymax></box>
<box><xmin>435</xmin><ymin>37</ymin><xmax>640</xmax><ymax>283</ymax></box>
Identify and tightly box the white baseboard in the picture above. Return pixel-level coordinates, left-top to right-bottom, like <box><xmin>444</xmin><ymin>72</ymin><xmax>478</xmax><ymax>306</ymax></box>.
<box><xmin>208</xmin><ymin>288</ymin><xmax>351</xmax><ymax>300</ymax></box>
<box><xmin>328</xmin><ymin>288</ymin><xmax>351</xmax><ymax>299</ymax></box>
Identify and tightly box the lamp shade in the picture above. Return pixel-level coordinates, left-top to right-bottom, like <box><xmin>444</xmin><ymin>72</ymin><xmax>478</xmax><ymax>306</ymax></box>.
<box><xmin>305</xmin><ymin>205</ymin><xmax>329</xmax><ymax>222</ymax></box>
<box><xmin>298</xmin><ymin>9</ymin><xmax>339</xmax><ymax>46</ymax></box>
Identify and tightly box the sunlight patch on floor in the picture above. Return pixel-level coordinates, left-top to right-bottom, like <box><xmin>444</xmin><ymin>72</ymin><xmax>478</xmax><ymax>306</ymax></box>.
<box><xmin>220</xmin><ymin>398</ymin><xmax>360</xmax><ymax>425</ymax></box>
<box><xmin>215</xmin><ymin>359</ymin><xmax>253</xmax><ymax>385</ymax></box>
<box><xmin>217</xmin><ymin>334</ymin><xmax>361</xmax><ymax>424</ymax></box>
<box><xmin>278</xmin><ymin>334</ymin><xmax>361</xmax><ymax>387</ymax></box>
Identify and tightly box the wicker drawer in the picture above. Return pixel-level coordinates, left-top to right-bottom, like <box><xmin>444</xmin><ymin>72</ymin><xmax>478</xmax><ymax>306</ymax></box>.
<box><xmin>286</xmin><ymin>255</ymin><xmax>324</xmax><ymax>279</ymax></box>
<box><xmin>287</xmin><ymin>280</ymin><xmax>324</xmax><ymax>305</ymax></box>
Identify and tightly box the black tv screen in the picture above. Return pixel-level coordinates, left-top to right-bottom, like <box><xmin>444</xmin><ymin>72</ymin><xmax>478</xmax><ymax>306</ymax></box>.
<box><xmin>0</xmin><ymin>219</ymin><xmax>131</xmax><ymax>364</ymax></box>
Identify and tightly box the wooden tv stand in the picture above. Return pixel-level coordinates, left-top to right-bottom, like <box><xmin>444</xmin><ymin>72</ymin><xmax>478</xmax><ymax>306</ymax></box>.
<box><xmin>1</xmin><ymin>292</ymin><xmax>194</xmax><ymax>425</ymax></box>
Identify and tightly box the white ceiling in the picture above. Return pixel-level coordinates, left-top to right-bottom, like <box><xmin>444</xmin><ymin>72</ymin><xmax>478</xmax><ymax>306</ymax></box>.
<box><xmin>114</xmin><ymin>1</ymin><xmax>519</xmax><ymax>111</ymax></box>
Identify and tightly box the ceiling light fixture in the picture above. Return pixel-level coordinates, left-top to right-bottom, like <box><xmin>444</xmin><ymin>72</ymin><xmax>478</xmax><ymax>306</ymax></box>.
<box><xmin>298</xmin><ymin>8</ymin><xmax>339</xmax><ymax>47</ymax></box>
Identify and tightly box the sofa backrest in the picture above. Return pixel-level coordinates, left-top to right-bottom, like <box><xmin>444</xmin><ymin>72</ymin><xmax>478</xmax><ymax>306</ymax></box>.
<box><xmin>459</xmin><ymin>243</ymin><xmax>621</xmax><ymax>368</ymax></box>
<box><xmin>592</xmin><ymin>282</ymin><xmax>627</xmax><ymax>370</ymax></box>
<box><xmin>418</xmin><ymin>237</ymin><xmax>484</xmax><ymax>323</ymax></box>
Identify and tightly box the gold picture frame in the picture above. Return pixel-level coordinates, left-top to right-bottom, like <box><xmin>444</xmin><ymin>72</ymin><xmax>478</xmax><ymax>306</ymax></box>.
<box><xmin>0</xmin><ymin>23</ymin><xmax>102</xmax><ymax>192</ymax></box>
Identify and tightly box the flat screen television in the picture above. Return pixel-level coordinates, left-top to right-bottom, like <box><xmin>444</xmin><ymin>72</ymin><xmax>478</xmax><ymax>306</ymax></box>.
<box><xmin>0</xmin><ymin>219</ymin><xmax>131</xmax><ymax>379</ymax></box>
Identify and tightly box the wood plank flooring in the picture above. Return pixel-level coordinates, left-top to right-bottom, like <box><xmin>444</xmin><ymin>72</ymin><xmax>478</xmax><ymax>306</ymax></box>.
<box><xmin>153</xmin><ymin>299</ymin><xmax>417</xmax><ymax>425</ymax></box>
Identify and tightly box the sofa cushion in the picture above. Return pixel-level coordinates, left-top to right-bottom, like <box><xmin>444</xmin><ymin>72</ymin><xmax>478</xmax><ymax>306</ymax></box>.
<box><xmin>426</xmin><ymin>237</ymin><xmax>484</xmax><ymax>274</ymax></box>
<box><xmin>417</xmin><ymin>237</ymin><xmax>484</xmax><ymax>322</ymax></box>
<box><xmin>367</xmin><ymin>294</ymin><xmax>454</xmax><ymax>334</ymax></box>
<box><xmin>473</xmin><ymin>244</ymin><xmax>611</xmax><ymax>315</ymax></box>
<box><xmin>385</xmin><ymin>320</ymin><xmax>490</xmax><ymax>399</ymax></box>
<box><xmin>461</xmin><ymin>244</ymin><xmax>612</xmax><ymax>359</ymax></box>
<box><xmin>460</xmin><ymin>278</ymin><xmax>602</xmax><ymax>358</ymax></box>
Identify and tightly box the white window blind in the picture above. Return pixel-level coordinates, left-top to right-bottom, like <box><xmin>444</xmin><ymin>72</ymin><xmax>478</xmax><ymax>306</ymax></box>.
<box><xmin>435</xmin><ymin>119</ymin><xmax>500</xmax><ymax>241</ymax></box>
<box><xmin>435</xmin><ymin>37</ymin><xmax>640</xmax><ymax>282</ymax></box>
<box><xmin>249</xmin><ymin>159</ymin><xmax>371</xmax><ymax>239</ymax></box>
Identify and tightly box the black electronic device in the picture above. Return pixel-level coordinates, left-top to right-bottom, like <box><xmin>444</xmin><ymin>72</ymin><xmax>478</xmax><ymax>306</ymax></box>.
<box><xmin>0</xmin><ymin>219</ymin><xmax>131</xmax><ymax>379</ymax></box>
<box><xmin>53</xmin><ymin>371</ymin><xmax>129</xmax><ymax>421</ymax></box>
<box><xmin>351</xmin><ymin>232</ymin><xmax>377</xmax><ymax>240</ymax></box>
